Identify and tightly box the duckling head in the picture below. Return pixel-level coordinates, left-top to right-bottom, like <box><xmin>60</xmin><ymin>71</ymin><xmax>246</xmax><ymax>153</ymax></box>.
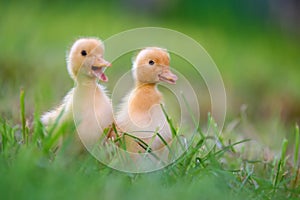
<box><xmin>133</xmin><ymin>47</ymin><xmax>177</xmax><ymax>85</ymax></box>
<box><xmin>67</xmin><ymin>38</ymin><xmax>111</xmax><ymax>82</ymax></box>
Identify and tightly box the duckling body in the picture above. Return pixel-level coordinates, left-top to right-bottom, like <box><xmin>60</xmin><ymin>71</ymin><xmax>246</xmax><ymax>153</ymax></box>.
<box><xmin>117</xmin><ymin>47</ymin><xmax>177</xmax><ymax>154</ymax></box>
<box><xmin>41</xmin><ymin>38</ymin><xmax>113</xmax><ymax>145</ymax></box>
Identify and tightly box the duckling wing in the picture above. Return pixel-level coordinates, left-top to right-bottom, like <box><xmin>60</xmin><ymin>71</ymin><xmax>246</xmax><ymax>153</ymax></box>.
<box><xmin>41</xmin><ymin>88</ymin><xmax>74</xmax><ymax>127</ymax></box>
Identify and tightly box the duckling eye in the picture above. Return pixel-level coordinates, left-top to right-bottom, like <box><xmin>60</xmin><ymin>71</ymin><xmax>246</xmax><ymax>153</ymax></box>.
<box><xmin>149</xmin><ymin>60</ymin><xmax>155</xmax><ymax>65</ymax></box>
<box><xmin>81</xmin><ymin>50</ymin><xmax>87</xmax><ymax>56</ymax></box>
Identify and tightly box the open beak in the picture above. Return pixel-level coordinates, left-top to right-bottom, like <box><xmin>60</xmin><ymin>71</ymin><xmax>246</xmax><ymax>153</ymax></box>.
<box><xmin>158</xmin><ymin>68</ymin><xmax>178</xmax><ymax>84</ymax></box>
<box><xmin>91</xmin><ymin>58</ymin><xmax>111</xmax><ymax>82</ymax></box>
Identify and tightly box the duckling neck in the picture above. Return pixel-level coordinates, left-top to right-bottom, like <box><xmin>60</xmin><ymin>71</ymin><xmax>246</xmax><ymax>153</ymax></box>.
<box><xmin>75</xmin><ymin>75</ymin><xmax>98</xmax><ymax>87</ymax></box>
<box><xmin>74</xmin><ymin>76</ymin><xmax>102</xmax><ymax>96</ymax></box>
<box><xmin>74</xmin><ymin>77</ymin><xmax>105</xmax><ymax>104</ymax></box>
<box><xmin>135</xmin><ymin>82</ymin><xmax>156</xmax><ymax>89</ymax></box>
<box><xmin>130</xmin><ymin>83</ymin><xmax>162</xmax><ymax>111</ymax></box>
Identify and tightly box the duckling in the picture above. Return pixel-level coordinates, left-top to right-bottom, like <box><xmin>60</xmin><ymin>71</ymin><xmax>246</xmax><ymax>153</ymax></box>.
<box><xmin>116</xmin><ymin>47</ymin><xmax>178</xmax><ymax>155</ymax></box>
<box><xmin>41</xmin><ymin>38</ymin><xmax>113</xmax><ymax>146</ymax></box>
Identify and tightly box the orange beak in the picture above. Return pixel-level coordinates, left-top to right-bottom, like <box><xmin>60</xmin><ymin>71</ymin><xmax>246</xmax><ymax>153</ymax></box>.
<box><xmin>158</xmin><ymin>68</ymin><xmax>177</xmax><ymax>84</ymax></box>
<box><xmin>91</xmin><ymin>58</ymin><xmax>112</xmax><ymax>82</ymax></box>
<box><xmin>93</xmin><ymin>58</ymin><xmax>111</xmax><ymax>67</ymax></box>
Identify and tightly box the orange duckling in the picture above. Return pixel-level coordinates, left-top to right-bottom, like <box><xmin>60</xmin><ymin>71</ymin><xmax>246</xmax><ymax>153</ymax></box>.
<box><xmin>116</xmin><ymin>47</ymin><xmax>178</xmax><ymax>155</ymax></box>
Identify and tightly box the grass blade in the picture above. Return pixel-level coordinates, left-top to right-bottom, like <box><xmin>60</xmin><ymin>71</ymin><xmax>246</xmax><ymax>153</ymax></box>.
<box><xmin>160</xmin><ymin>104</ymin><xmax>177</xmax><ymax>138</ymax></box>
<box><xmin>20</xmin><ymin>88</ymin><xmax>27</xmax><ymax>145</ymax></box>
<box><xmin>273</xmin><ymin>138</ymin><xmax>288</xmax><ymax>190</ymax></box>
<box><xmin>294</xmin><ymin>123</ymin><xmax>299</xmax><ymax>171</ymax></box>
<box><xmin>160</xmin><ymin>104</ymin><xmax>185</xmax><ymax>152</ymax></box>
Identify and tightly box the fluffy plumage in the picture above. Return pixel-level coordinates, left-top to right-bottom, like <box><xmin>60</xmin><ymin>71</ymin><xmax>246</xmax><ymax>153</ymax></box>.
<box><xmin>116</xmin><ymin>47</ymin><xmax>178</xmax><ymax>154</ymax></box>
<box><xmin>41</xmin><ymin>38</ymin><xmax>113</xmax><ymax>146</ymax></box>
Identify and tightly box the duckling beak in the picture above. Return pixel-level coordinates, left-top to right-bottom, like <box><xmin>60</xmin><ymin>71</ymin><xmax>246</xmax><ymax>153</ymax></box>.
<box><xmin>93</xmin><ymin>58</ymin><xmax>112</xmax><ymax>67</ymax></box>
<box><xmin>91</xmin><ymin>58</ymin><xmax>111</xmax><ymax>82</ymax></box>
<box><xmin>158</xmin><ymin>69</ymin><xmax>178</xmax><ymax>84</ymax></box>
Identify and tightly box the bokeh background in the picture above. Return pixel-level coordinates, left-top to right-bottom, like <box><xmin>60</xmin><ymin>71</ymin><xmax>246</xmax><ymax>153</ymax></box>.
<box><xmin>1</xmin><ymin>0</ymin><xmax>300</xmax><ymax>149</ymax></box>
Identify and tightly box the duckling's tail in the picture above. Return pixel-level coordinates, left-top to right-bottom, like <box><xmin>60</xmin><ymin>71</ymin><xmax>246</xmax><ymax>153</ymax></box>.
<box><xmin>41</xmin><ymin>105</ymin><xmax>65</xmax><ymax>127</ymax></box>
<box><xmin>41</xmin><ymin>88</ymin><xmax>73</xmax><ymax>127</ymax></box>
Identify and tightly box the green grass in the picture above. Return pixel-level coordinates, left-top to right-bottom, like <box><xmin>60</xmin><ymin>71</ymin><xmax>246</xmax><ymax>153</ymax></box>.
<box><xmin>0</xmin><ymin>90</ymin><xmax>299</xmax><ymax>200</ymax></box>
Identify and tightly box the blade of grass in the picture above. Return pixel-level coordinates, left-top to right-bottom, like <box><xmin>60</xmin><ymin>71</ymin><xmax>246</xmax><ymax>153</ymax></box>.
<box><xmin>122</xmin><ymin>132</ymin><xmax>164</xmax><ymax>163</ymax></box>
<box><xmin>143</xmin><ymin>130</ymin><xmax>158</xmax><ymax>157</ymax></box>
<box><xmin>181</xmin><ymin>93</ymin><xmax>204</xmax><ymax>139</ymax></box>
<box><xmin>294</xmin><ymin>123</ymin><xmax>299</xmax><ymax>171</ymax></box>
<box><xmin>156</xmin><ymin>132</ymin><xmax>174</xmax><ymax>158</ymax></box>
<box><xmin>47</xmin><ymin>107</ymin><xmax>65</xmax><ymax>136</ymax></box>
<box><xmin>43</xmin><ymin>108</ymin><xmax>67</xmax><ymax>151</ymax></box>
<box><xmin>160</xmin><ymin>104</ymin><xmax>185</xmax><ymax>151</ymax></box>
<box><xmin>123</xmin><ymin>133</ymin><xmax>152</xmax><ymax>153</ymax></box>
<box><xmin>43</xmin><ymin>120</ymin><xmax>73</xmax><ymax>152</ymax></box>
<box><xmin>273</xmin><ymin>138</ymin><xmax>288</xmax><ymax>191</ymax></box>
<box><xmin>33</xmin><ymin>112</ymin><xmax>44</xmax><ymax>144</ymax></box>
<box><xmin>20</xmin><ymin>88</ymin><xmax>27</xmax><ymax>145</ymax></box>
<box><xmin>160</xmin><ymin>104</ymin><xmax>177</xmax><ymax>138</ymax></box>
<box><xmin>181</xmin><ymin>93</ymin><xmax>199</xmax><ymax>130</ymax></box>
<box><xmin>1</xmin><ymin>120</ymin><xmax>8</xmax><ymax>152</ymax></box>
<box><xmin>290</xmin><ymin>123</ymin><xmax>300</xmax><ymax>194</ymax></box>
<box><xmin>213</xmin><ymin>139</ymin><xmax>251</xmax><ymax>158</ymax></box>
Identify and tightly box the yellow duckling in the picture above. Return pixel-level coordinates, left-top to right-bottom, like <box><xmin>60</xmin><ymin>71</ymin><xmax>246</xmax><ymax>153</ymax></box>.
<box><xmin>41</xmin><ymin>38</ymin><xmax>113</xmax><ymax>146</ymax></box>
<box><xmin>116</xmin><ymin>47</ymin><xmax>178</xmax><ymax>155</ymax></box>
